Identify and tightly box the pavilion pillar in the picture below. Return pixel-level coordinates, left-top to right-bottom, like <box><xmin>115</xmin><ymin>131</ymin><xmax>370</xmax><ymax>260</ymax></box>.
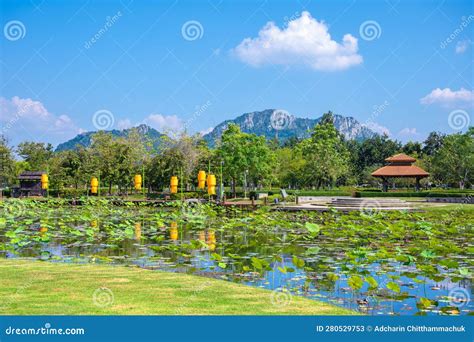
<box><xmin>415</xmin><ymin>177</ymin><xmax>420</xmax><ymax>192</ymax></box>
<box><xmin>382</xmin><ymin>177</ymin><xmax>388</xmax><ymax>192</ymax></box>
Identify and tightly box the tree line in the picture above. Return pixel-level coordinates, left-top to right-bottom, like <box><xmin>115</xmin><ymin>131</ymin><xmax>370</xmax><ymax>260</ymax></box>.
<box><xmin>1</xmin><ymin>112</ymin><xmax>473</xmax><ymax>195</ymax></box>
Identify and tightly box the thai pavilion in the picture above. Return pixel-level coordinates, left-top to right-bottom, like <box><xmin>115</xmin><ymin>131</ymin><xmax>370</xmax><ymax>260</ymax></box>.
<box><xmin>371</xmin><ymin>153</ymin><xmax>429</xmax><ymax>192</ymax></box>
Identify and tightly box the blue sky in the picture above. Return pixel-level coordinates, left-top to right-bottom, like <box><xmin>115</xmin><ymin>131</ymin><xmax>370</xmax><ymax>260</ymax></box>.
<box><xmin>1</xmin><ymin>0</ymin><xmax>472</xmax><ymax>147</ymax></box>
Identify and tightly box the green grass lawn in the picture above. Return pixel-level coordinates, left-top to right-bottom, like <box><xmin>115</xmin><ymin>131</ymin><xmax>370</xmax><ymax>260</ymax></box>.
<box><xmin>419</xmin><ymin>203</ymin><xmax>474</xmax><ymax>212</ymax></box>
<box><xmin>0</xmin><ymin>259</ymin><xmax>354</xmax><ymax>315</ymax></box>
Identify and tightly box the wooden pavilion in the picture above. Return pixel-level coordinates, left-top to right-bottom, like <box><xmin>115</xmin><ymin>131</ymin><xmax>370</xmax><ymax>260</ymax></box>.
<box><xmin>371</xmin><ymin>153</ymin><xmax>429</xmax><ymax>192</ymax></box>
<box><xmin>11</xmin><ymin>171</ymin><xmax>46</xmax><ymax>197</ymax></box>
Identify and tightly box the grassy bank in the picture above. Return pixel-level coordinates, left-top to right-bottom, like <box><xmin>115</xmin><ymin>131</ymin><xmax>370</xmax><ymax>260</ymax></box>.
<box><xmin>0</xmin><ymin>260</ymin><xmax>354</xmax><ymax>315</ymax></box>
<box><xmin>418</xmin><ymin>203</ymin><xmax>474</xmax><ymax>212</ymax></box>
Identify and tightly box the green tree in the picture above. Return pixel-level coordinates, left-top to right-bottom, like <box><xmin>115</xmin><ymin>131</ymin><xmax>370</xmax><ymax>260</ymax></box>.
<box><xmin>16</xmin><ymin>141</ymin><xmax>53</xmax><ymax>171</ymax></box>
<box><xmin>146</xmin><ymin>133</ymin><xmax>204</xmax><ymax>192</ymax></box>
<box><xmin>147</xmin><ymin>142</ymin><xmax>184</xmax><ymax>191</ymax></box>
<box><xmin>49</xmin><ymin>147</ymin><xmax>95</xmax><ymax>190</ymax></box>
<box><xmin>216</xmin><ymin>124</ymin><xmax>275</xmax><ymax>196</ymax></box>
<box><xmin>422</xmin><ymin>131</ymin><xmax>445</xmax><ymax>156</ymax></box>
<box><xmin>350</xmin><ymin>135</ymin><xmax>401</xmax><ymax>183</ymax></box>
<box><xmin>0</xmin><ymin>136</ymin><xmax>15</xmax><ymax>186</ymax></box>
<box><xmin>89</xmin><ymin>132</ymin><xmax>116</xmax><ymax>194</ymax></box>
<box><xmin>430</xmin><ymin>128</ymin><xmax>473</xmax><ymax>189</ymax></box>
<box><xmin>274</xmin><ymin>147</ymin><xmax>305</xmax><ymax>188</ymax></box>
<box><xmin>319</xmin><ymin>111</ymin><xmax>336</xmax><ymax>126</ymax></box>
<box><xmin>300</xmin><ymin>119</ymin><xmax>350</xmax><ymax>189</ymax></box>
<box><xmin>115</xmin><ymin>129</ymin><xmax>148</xmax><ymax>193</ymax></box>
<box><xmin>402</xmin><ymin>141</ymin><xmax>422</xmax><ymax>156</ymax></box>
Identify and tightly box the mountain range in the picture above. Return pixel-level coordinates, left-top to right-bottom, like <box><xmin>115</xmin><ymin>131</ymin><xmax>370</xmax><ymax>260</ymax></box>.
<box><xmin>55</xmin><ymin>124</ymin><xmax>165</xmax><ymax>152</ymax></box>
<box><xmin>202</xmin><ymin>109</ymin><xmax>374</xmax><ymax>146</ymax></box>
<box><xmin>55</xmin><ymin>109</ymin><xmax>376</xmax><ymax>152</ymax></box>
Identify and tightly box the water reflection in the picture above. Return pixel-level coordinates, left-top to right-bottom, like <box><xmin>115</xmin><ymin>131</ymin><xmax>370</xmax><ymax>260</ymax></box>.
<box><xmin>1</xmin><ymin>210</ymin><xmax>472</xmax><ymax>316</ymax></box>
<box><xmin>135</xmin><ymin>222</ymin><xmax>141</xmax><ymax>241</ymax></box>
<box><xmin>206</xmin><ymin>230</ymin><xmax>216</xmax><ymax>251</ymax></box>
<box><xmin>170</xmin><ymin>221</ymin><xmax>178</xmax><ymax>241</ymax></box>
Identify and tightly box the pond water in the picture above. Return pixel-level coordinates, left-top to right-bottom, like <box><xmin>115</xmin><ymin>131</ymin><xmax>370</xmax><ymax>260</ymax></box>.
<box><xmin>1</xmin><ymin>200</ymin><xmax>472</xmax><ymax>315</ymax></box>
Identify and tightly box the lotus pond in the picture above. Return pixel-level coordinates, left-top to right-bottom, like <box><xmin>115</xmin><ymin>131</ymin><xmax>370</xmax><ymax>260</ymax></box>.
<box><xmin>1</xmin><ymin>198</ymin><xmax>472</xmax><ymax>316</ymax></box>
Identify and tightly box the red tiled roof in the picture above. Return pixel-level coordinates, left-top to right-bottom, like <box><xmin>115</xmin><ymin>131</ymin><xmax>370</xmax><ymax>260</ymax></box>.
<box><xmin>371</xmin><ymin>165</ymin><xmax>429</xmax><ymax>177</ymax></box>
<box><xmin>385</xmin><ymin>153</ymin><xmax>416</xmax><ymax>163</ymax></box>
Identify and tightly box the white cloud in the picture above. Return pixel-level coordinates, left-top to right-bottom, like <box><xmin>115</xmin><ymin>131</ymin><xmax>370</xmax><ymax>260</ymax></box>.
<box><xmin>233</xmin><ymin>11</ymin><xmax>362</xmax><ymax>71</ymax></box>
<box><xmin>455</xmin><ymin>40</ymin><xmax>471</xmax><ymax>54</ymax></box>
<box><xmin>143</xmin><ymin>114</ymin><xmax>184</xmax><ymax>133</ymax></box>
<box><xmin>117</xmin><ymin>118</ymin><xmax>133</xmax><ymax>130</ymax></box>
<box><xmin>420</xmin><ymin>88</ymin><xmax>474</xmax><ymax>107</ymax></box>
<box><xmin>0</xmin><ymin>96</ymin><xmax>81</xmax><ymax>146</ymax></box>
<box><xmin>396</xmin><ymin>128</ymin><xmax>422</xmax><ymax>142</ymax></box>
<box><xmin>398</xmin><ymin>127</ymin><xmax>418</xmax><ymax>136</ymax></box>
<box><xmin>199</xmin><ymin>126</ymin><xmax>214</xmax><ymax>135</ymax></box>
<box><xmin>363</xmin><ymin>121</ymin><xmax>391</xmax><ymax>136</ymax></box>
<box><xmin>115</xmin><ymin>114</ymin><xmax>188</xmax><ymax>134</ymax></box>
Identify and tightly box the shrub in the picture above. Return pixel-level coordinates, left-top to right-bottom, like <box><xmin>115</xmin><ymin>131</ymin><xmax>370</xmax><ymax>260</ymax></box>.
<box><xmin>48</xmin><ymin>188</ymin><xmax>89</xmax><ymax>198</ymax></box>
<box><xmin>353</xmin><ymin>191</ymin><xmax>472</xmax><ymax>198</ymax></box>
<box><xmin>281</xmin><ymin>190</ymin><xmax>351</xmax><ymax>196</ymax></box>
<box><xmin>266</xmin><ymin>194</ymin><xmax>296</xmax><ymax>203</ymax></box>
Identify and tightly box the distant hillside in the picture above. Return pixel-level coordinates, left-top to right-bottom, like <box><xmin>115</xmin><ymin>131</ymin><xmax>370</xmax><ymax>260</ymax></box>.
<box><xmin>55</xmin><ymin>124</ymin><xmax>165</xmax><ymax>152</ymax></box>
<box><xmin>203</xmin><ymin>109</ymin><xmax>375</xmax><ymax>146</ymax></box>
<box><xmin>55</xmin><ymin>110</ymin><xmax>375</xmax><ymax>151</ymax></box>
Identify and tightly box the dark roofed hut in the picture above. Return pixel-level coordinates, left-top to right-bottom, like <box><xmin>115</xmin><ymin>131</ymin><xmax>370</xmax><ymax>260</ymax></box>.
<box><xmin>12</xmin><ymin>171</ymin><xmax>47</xmax><ymax>197</ymax></box>
<box><xmin>371</xmin><ymin>153</ymin><xmax>429</xmax><ymax>192</ymax></box>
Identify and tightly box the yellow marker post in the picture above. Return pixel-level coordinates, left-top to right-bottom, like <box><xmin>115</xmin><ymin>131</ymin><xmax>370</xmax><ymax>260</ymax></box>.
<box><xmin>170</xmin><ymin>176</ymin><xmax>178</xmax><ymax>194</ymax></box>
<box><xmin>41</xmin><ymin>174</ymin><xmax>49</xmax><ymax>190</ymax></box>
<box><xmin>197</xmin><ymin>170</ymin><xmax>206</xmax><ymax>189</ymax></box>
<box><xmin>134</xmin><ymin>174</ymin><xmax>142</xmax><ymax>190</ymax></box>
<box><xmin>207</xmin><ymin>174</ymin><xmax>216</xmax><ymax>195</ymax></box>
<box><xmin>91</xmin><ymin>177</ymin><xmax>99</xmax><ymax>194</ymax></box>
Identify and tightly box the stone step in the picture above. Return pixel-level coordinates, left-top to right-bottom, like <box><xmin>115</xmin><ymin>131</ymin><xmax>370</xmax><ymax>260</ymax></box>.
<box><xmin>329</xmin><ymin>203</ymin><xmax>411</xmax><ymax>208</ymax></box>
<box><xmin>332</xmin><ymin>198</ymin><xmax>407</xmax><ymax>202</ymax></box>
<box><xmin>329</xmin><ymin>198</ymin><xmax>411</xmax><ymax>208</ymax></box>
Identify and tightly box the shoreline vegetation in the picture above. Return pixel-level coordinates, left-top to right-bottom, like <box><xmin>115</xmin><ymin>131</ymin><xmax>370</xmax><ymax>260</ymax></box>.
<box><xmin>2</xmin><ymin>114</ymin><xmax>472</xmax><ymax>200</ymax></box>
<box><xmin>0</xmin><ymin>259</ymin><xmax>355</xmax><ymax>315</ymax></box>
<box><xmin>0</xmin><ymin>199</ymin><xmax>472</xmax><ymax>315</ymax></box>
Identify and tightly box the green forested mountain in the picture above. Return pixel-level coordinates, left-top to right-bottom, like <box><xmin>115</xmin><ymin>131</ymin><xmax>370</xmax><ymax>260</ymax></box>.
<box><xmin>55</xmin><ymin>110</ymin><xmax>375</xmax><ymax>151</ymax></box>
<box><xmin>55</xmin><ymin>124</ymin><xmax>165</xmax><ymax>152</ymax></box>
